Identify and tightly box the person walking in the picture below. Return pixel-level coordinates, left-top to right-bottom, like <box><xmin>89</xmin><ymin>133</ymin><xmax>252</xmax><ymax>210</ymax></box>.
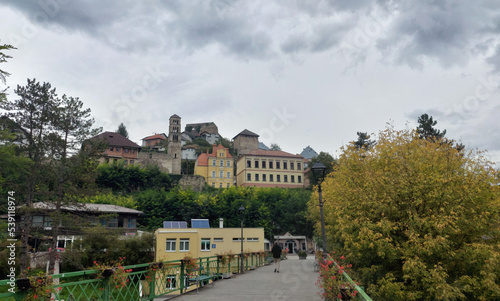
<box><xmin>271</xmin><ymin>242</ymin><xmax>282</xmax><ymax>273</ymax></box>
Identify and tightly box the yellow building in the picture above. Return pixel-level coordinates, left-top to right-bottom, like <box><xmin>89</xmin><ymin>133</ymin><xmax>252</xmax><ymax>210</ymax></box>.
<box><xmin>194</xmin><ymin>144</ymin><xmax>234</xmax><ymax>188</ymax></box>
<box><xmin>236</xmin><ymin>150</ymin><xmax>305</xmax><ymax>188</ymax></box>
<box><xmin>155</xmin><ymin>222</ymin><xmax>265</xmax><ymax>262</ymax></box>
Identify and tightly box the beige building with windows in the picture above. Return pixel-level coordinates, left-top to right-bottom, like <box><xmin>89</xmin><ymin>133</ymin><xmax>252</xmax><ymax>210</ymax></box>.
<box><xmin>194</xmin><ymin>144</ymin><xmax>234</xmax><ymax>188</ymax></box>
<box><xmin>236</xmin><ymin>150</ymin><xmax>305</xmax><ymax>188</ymax></box>
<box><xmin>155</xmin><ymin>225</ymin><xmax>265</xmax><ymax>262</ymax></box>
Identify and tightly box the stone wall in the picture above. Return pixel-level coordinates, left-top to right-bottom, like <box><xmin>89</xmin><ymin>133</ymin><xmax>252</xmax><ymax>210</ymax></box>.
<box><xmin>137</xmin><ymin>151</ymin><xmax>171</xmax><ymax>173</ymax></box>
<box><xmin>178</xmin><ymin>175</ymin><xmax>206</xmax><ymax>192</ymax></box>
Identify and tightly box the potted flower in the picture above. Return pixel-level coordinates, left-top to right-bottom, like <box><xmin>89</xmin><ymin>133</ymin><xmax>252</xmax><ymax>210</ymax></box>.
<box><xmin>218</xmin><ymin>251</ymin><xmax>233</xmax><ymax>278</ymax></box>
<box><xmin>93</xmin><ymin>257</ymin><xmax>132</xmax><ymax>289</ymax></box>
<box><xmin>298</xmin><ymin>250</ymin><xmax>307</xmax><ymax>259</ymax></box>
<box><xmin>317</xmin><ymin>254</ymin><xmax>359</xmax><ymax>301</ymax></box>
<box><xmin>182</xmin><ymin>253</ymin><xmax>198</xmax><ymax>274</ymax></box>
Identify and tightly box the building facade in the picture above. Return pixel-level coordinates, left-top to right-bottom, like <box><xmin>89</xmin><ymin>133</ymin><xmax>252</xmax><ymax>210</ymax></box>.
<box><xmin>194</xmin><ymin>144</ymin><xmax>234</xmax><ymax>188</ymax></box>
<box><xmin>141</xmin><ymin>133</ymin><xmax>167</xmax><ymax>150</ymax></box>
<box><xmin>155</xmin><ymin>226</ymin><xmax>265</xmax><ymax>262</ymax></box>
<box><xmin>232</xmin><ymin>129</ymin><xmax>259</xmax><ymax>156</ymax></box>
<box><xmin>91</xmin><ymin>131</ymin><xmax>141</xmax><ymax>165</ymax></box>
<box><xmin>236</xmin><ymin>150</ymin><xmax>305</xmax><ymax>188</ymax></box>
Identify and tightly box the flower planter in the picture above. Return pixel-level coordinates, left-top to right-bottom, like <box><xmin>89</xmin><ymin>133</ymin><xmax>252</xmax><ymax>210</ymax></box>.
<box><xmin>222</xmin><ymin>272</ymin><xmax>232</xmax><ymax>279</ymax></box>
<box><xmin>102</xmin><ymin>268</ymin><xmax>115</xmax><ymax>278</ymax></box>
<box><xmin>16</xmin><ymin>278</ymin><xmax>30</xmax><ymax>290</ymax></box>
<box><xmin>340</xmin><ymin>287</ymin><xmax>352</xmax><ymax>300</ymax></box>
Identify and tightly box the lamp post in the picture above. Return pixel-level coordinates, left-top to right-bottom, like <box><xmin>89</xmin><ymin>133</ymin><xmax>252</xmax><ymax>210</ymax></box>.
<box><xmin>312</xmin><ymin>162</ymin><xmax>327</xmax><ymax>255</ymax></box>
<box><xmin>276</xmin><ymin>225</ymin><xmax>280</xmax><ymax>246</ymax></box>
<box><xmin>239</xmin><ymin>205</ymin><xmax>245</xmax><ymax>273</ymax></box>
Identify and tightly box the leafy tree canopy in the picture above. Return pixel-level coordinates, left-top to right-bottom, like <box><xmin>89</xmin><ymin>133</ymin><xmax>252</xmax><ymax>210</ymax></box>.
<box><xmin>309</xmin><ymin>126</ymin><xmax>500</xmax><ymax>300</ymax></box>
<box><xmin>116</xmin><ymin>122</ymin><xmax>129</xmax><ymax>138</ymax></box>
<box><xmin>416</xmin><ymin>113</ymin><xmax>446</xmax><ymax>141</ymax></box>
<box><xmin>270</xmin><ymin>143</ymin><xmax>282</xmax><ymax>151</ymax></box>
<box><xmin>307</xmin><ymin>151</ymin><xmax>337</xmax><ymax>187</ymax></box>
<box><xmin>353</xmin><ymin>131</ymin><xmax>376</xmax><ymax>150</ymax></box>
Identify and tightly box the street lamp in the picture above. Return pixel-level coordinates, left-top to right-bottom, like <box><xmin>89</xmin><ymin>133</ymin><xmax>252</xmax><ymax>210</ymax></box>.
<box><xmin>312</xmin><ymin>162</ymin><xmax>327</xmax><ymax>255</ymax></box>
<box><xmin>239</xmin><ymin>205</ymin><xmax>245</xmax><ymax>273</ymax></box>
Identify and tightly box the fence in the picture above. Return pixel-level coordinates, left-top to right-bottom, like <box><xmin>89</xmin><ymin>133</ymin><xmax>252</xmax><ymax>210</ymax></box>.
<box><xmin>0</xmin><ymin>252</ymin><xmax>269</xmax><ymax>300</ymax></box>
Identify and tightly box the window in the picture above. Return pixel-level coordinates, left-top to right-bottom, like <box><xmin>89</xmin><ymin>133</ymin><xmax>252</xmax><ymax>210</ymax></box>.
<box><xmin>214</xmin><ymin>238</ymin><xmax>223</xmax><ymax>242</ymax></box>
<box><xmin>180</xmin><ymin>239</ymin><xmax>190</xmax><ymax>252</ymax></box>
<box><xmin>107</xmin><ymin>217</ymin><xmax>118</xmax><ymax>228</ymax></box>
<box><xmin>298</xmin><ymin>176</ymin><xmax>302</xmax><ymax>183</ymax></box>
<box><xmin>270</xmin><ymin>174</ymin><xmax>274</xmax><ymax>182</ymax></box>
<box><xmin>247</xmin><ymin>173</ymin><xmax>251</xmax><ymax>181</ymax></box>
<box><xmin>247</xmin><ymin>238</ymin><xmax>259</xmax><ymax>241</ymax></box>
<box><xmin>220</xmin><ymin>160</ymin><xmax>224</xmax><ymax>167</ymax></box>
<box><xmin>166</xmin><ymin>239</ymin><xmax>176</xmax><ymax>252</ymax></box>
<box><xmin>212</xmin><ymin>171</ymin><xmax>216</xmax><ymax>178</ymax></box>
<box><xmin>127</xmin><ymin>218</ymin><xmax>136</xmax><ymax>228</ymax></box>
<box><xmin>165</xmin><ymin>275</ymin><xmax>177</xmax><ymax>290</ymax></box>
<box><xmin>276</xmin><ymin>161</ymin><xmax>281</xmax><ymax>169</ymax></box>
<box><xmin>254</xmin><ymin>161</ymin><xmax>259</xmax><ymax>168</ymax></box>
<box><xmin>219</xmin><ymin>183</ymin><xmax>223</xmax><ymax>188</ymax></box>
<box><xmin>227</xmin><ymin>183</ymin><xmax>230</xmax><ymax>188</ymax></box>
<box><xmin>212</xmin><ymin>183</ymin><xmax>215</xmax><ymax>187</ymax></box>
<box><xmin>247</xmin><ymin>160</ymin><xmax>251</xmax><ymax>168</ymax></box>
<box><xmin>125</xmin><ymin>148</ymin><xmax>129</xmax><ymax>154</ymax></box>
<box><xmin>283</xmin><ymin>162</ymin><xmax>288</xmax><ymax>169</ymax></box>
<box><xmin>290</xmin><ymin>162</ymin><xmax>294</xmax><ymax>170</ymax></box>
<box><xmin>212</xmin><ymin>160</ymin><xmax>216</xmax><ymax>167</ymax></box>
<box><xmin>297</xmin><ymin>163</ymin><xmax>301</xmax><ymax>170</ymax></box>
<box><xmin>269</xmin><ymin>161</ymin><xmax>273</xmax><ymax>169</ymax></box>
<box><xmin>255</xmin><ymin>174</ymin><xmax>259</xmax><ymax>181</ymax></box>
<box><xmin>262</xmin><ymin>161</ymin><xmax>266</xmax><ymax>168</ymax></box>
<box><xmin>109</xmin><ymin>147</ymin><xmax>114</xmax><ymax>151</ymax></box>
<box><xmin>291</xmin><ymin>175</ymin><xmax>295</xmax><ymax>183</ymax></box>
<box><xmin>227</xmin><ymin>160</ymin><xmax>231</xmax><ymax>167</ymax></box>
<box><xmin>201</xmin><ymin>238</ymin><xmax>211</xmax><ymax>251</ymax></box>
<box><xmin>219</xmin><ymin>171</ymin><xmax>223</xmax><ymax>178</ymax></box>
<box><xmin>116</xmin><ymin>147</ymin><xmax>121</xmax><ymax>152</ymax></box>
<box><xmin>130</xmin><ymin>160</ymin><xmax>134</xmax><ymax>165</ymax></box>
<box><xmin>262</xmin><ymin>174</ymin><xmax>266</xmax><ymax>182</ymax></box>
<box><xmin>32</xmin><ymin>216</ymin><xmax>44</xmax><ymax>227</ymax></box>
<box><xmin>227</xmin><ymin>172</ymin><xmax>231</xmax><ymax>178</ymax></box>
<box><xmin>277</xmin><ymin>175</ymin><xmax>281</xmax><ymax>182</ymax></box>
<box><xmin>284</xmin><ymin>175</ymin><xmax>288</xmax><ymax>182</ymax></box>
<box><xmin>232</xmin><ymin>238</ymin><xmax>244</xmax><ymax>242</ymax></box>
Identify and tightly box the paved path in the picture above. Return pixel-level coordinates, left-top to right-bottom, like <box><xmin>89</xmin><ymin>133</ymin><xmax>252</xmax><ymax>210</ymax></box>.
<box><xmin>160</xmin><ymin>255</ymin><xmax>322</xmax><ymax>301</ymax></box>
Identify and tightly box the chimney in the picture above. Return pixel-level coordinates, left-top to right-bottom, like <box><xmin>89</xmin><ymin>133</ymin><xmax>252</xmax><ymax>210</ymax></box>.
<box><xmin>219</xmin><ymin>218</ymin><xmax>224</xmax><ymax>228</ymax></box>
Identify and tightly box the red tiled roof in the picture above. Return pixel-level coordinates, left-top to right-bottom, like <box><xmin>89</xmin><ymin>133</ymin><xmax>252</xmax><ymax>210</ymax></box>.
<box><xmin>91</xmin><ymin>132</ymin><xmax>140</xmax><ymax>148</ymax></box>
<box><xmin>197</xmin><ymin>153</ymin><xmax>209</xmax><ymax>166</ymax></box>
<box><xmin>207</xmin><ymin>144</ymin><xmax>232</xmax><ymax>158</ymax></box>
<box><xmin>244</xmin><ymin>149</ymin><xmax>303</xmax><ymax>159</ymax></box>
<box><xmin>142</xmin><ymin>134</ymin><xmax>167</xmax><ymax>141</ymax></box>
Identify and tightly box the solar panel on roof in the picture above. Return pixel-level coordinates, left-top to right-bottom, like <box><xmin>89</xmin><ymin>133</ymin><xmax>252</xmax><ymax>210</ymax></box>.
<box><xmin>163</xmin><ymin>221</ymin><xmax>187</xmax><ymax>228</ymax></box>
<box><xmin>191</xmin><ymin>219</ymin><xmax>210</xmax><ymax>228</ymax></box>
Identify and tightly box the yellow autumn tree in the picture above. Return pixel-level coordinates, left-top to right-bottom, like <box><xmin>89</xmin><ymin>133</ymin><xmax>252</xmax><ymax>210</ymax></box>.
<box><xmin>309</xmin><ymin>126</ymin><xmax>500</xmax><ymax>300</ymax></box>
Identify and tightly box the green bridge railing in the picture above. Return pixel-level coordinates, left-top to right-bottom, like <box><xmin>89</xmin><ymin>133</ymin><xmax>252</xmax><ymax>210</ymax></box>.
<box><xmin>318</xmin><ymin>254</ymin><xmax>373</xmax><ymax>301</ymax></box>
<box><xmin>0</xmin><ymin>252</ymin><xmax>269</xmax><ymax>301</ymax></box>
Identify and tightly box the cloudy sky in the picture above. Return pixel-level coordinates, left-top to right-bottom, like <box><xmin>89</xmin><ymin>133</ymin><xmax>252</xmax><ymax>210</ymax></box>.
<box><xmin>2</xmin><ymin>0</ymin><xmax>500</xmax><ymax>164</ymax></box>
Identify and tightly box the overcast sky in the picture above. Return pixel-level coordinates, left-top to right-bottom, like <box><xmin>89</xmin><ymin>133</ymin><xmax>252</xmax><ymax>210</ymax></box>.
<box><xmin>2</xmin><ymin>0</ymin><xmax>500</xmax><ymax>164</ymax></box>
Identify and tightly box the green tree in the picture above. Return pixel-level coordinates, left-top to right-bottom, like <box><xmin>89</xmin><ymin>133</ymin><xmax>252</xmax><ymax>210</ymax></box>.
<box><xmin>353</xmin><ymin>131</ymin><xmax>376</xmax><ymax>150</ymax></box>
<box><xmin>416</xmin><ymin>113</ymin><xmax>446</xmax><ymax>141</ymax></box>
<box><xmin>0</xmin><ymin>43</ymin><xmax>16</xmax><ymax>103</ymax></box>
<box><xmin>307</xmin><ymin>151</ymin><xmax>337</xmax><ymax>187</ymax></box>
<box><xmin>116</xmin><ymin>122</ymin><xmax>129</xmax><ymax>138</ymax></box>
<box><xmin>270</xmin><ymin>143</ymin><xmax>282</xmax><ymax>151</ymax></box>
<box><xmin>309</xmin><ymin>126</ymin><xmax>500</xmax><ymax>300</ymax></box>
<box><xmin>0</xmin><ymin>78</ymin><xmax>102</xmax><ymax>274</ymax></box>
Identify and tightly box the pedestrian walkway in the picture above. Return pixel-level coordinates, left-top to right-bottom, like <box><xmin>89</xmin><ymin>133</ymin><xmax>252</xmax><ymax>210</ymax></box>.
<box><xmin>158</xmin><ymin>255</ymin><xmax>322</xmax><ymax>301</ymax></box>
